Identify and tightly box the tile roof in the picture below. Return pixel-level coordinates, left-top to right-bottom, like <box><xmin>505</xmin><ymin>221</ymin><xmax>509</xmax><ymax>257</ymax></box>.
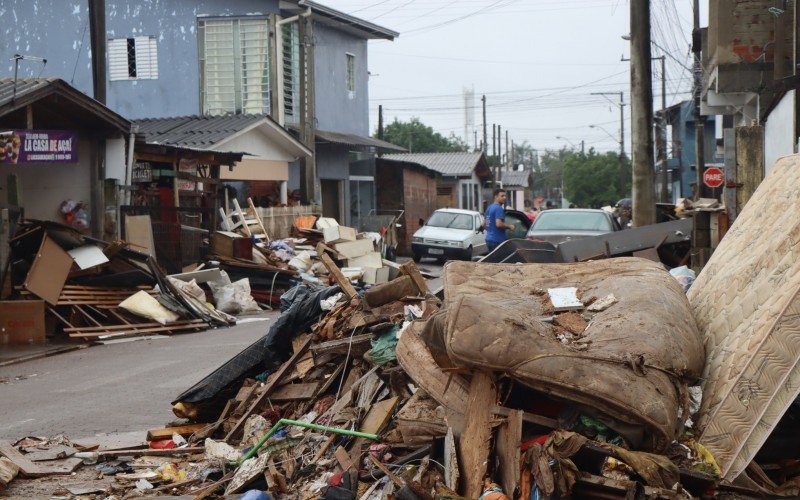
<box><xmin>381</xmin><ymin>152</ymin><xmax>486</xmax><ymax>177</ymax></box>
<box><xmin>133</xmin><ymin>114</ymin><xmax>266</xmax><ymax>149</ymax></box>
<box><xmin>316</xmin><ymin>129</ymin><xmax>405</xmax><ymax>151</ymax></box>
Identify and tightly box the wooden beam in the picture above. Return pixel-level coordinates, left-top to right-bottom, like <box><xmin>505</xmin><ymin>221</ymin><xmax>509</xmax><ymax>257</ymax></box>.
<box><xmin>320</xmin><ymin>253</ymin><xmax>358</xmax><ymax>299</ymax></box>
<box><xmin>224</xmin><ymin>336</ymin><xmax>312</xmax><ymax>442</ymax></box>
<box><xmin>457</xmin><ymin>371</ymin><xmax>495</xmax><ymax>500</ymax></box>
<box><xmin>0</xmin><ymin>441</ymin><xmax>82</xmax><ymax>478</ymax></box>
<box><xmin>496</xmin><ymin>409</ymin><xmax>523</xmax><ymax>498</ymax></box>
<box><xmin>399</xmin><ymin>260</ymin><xmax>430</xmax><ymax>295</ymax></box>
<box><xmin>146</xmin><ymin>423</ymin><xmax>206</xmax><ymax>442</ymax></box>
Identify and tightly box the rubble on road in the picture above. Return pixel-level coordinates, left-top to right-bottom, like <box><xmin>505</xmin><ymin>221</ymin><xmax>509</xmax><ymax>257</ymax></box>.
<box><xmin>2</xmin><ymin>257</ymin><xmax>749</xmax><ymax>499</ymax></box>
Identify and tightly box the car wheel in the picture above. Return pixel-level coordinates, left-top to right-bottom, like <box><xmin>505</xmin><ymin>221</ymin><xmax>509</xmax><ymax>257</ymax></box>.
<box><xmin>437</xmin><ymin>257</ymin><xmax>447</xmax><ymax>265</ymax></box>
<box><xmin>385</xmin><ymin>246</ymin><xmax>397</xmax><ymax>262</ymax></box>
<box><xmin>412</xmin><ymin>253</ymin><xmax>422</xmax><ymax>263</ymax></box>
<box><xmin>463</xmin><ymin>246</ymin><xmax>473</xmax><ymax>261</ymax></box>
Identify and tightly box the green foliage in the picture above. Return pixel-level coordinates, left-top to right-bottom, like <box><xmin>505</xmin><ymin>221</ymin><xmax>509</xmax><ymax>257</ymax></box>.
<box><xmin>562</xmin><ymin>149</ymin><xmax>631</xmax><ymax>208</ymax></box>
<box><xmin>378</xmin><ymin>117</ymin><xmax>468</xmax><ymax>153</ymax></box>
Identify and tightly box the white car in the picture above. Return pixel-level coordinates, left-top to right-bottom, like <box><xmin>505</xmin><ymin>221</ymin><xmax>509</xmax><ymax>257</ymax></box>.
<box><xmin>411</xmin><ymin>208</ymin><xmax>487</xmax><ymax>262</ymax></box>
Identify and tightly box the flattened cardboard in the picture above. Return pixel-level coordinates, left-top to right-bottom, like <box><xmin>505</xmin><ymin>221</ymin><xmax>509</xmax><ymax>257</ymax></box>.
<box><xmin>68</xmin><ymin>245</ymin><xmax>109</xmax><ymax>270</ymax></box>
<box><xmin>24</xmin><ymin>235</ymin><xmax>72</xmax><ymax>305</ymax></box>
<box><xmin>0</xmin><ymin>300</ymin><xmax>45</xmax><ymax>345</ymax></box>
<box><xmin>124</xmin><ymin>215</ymin><xmax>155</xmax><ymax>257</ymax></box>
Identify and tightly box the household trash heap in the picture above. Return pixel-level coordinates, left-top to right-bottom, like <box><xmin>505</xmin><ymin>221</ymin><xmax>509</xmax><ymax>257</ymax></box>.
<box><xmin>2</xmin><ymin>257</ymin><xmax>726</xmax><ymax>499</ymax></box>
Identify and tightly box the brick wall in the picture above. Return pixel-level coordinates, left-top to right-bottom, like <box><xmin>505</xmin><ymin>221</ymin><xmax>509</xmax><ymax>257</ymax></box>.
<box><xmin>720</xmin><ymin>0</ymin><xmax>794</xmax><ymax>64</ymax></box>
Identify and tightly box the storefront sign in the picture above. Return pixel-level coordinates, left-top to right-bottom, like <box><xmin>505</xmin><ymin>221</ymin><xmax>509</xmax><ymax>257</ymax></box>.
<box><xmin>177</xmin><ymin>158</ymin><xmax>198</xmax><ymax>191</ymax></box>
<box><xmin>132</xmin><ymin>162</ymin><xmax>153</xmax><ymax>183</ymax></box>
<box><xmin>0</xmin><ymin>130</ymin><xmax>78</xmax><ymax>164</ymax></box>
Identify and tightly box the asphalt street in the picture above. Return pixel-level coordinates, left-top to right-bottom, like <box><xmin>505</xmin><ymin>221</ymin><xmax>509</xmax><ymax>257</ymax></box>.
<box><xmin>0</xmin><ymin>262</ymin><xmax>443</xmax><ymax>442</ymax></box>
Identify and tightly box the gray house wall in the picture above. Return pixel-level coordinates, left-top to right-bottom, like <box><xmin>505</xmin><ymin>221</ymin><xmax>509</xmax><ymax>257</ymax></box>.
<box><xmin>312</xmin><ymin>23</ymin><xmax>369</xmax><ymax>136</ymax></box>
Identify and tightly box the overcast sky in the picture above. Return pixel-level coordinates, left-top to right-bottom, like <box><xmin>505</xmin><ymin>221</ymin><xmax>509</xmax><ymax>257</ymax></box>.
<box><xmin>324</xmin><ymin>0</ymin><xmax>703</xmax><ymax>157</ymax></box>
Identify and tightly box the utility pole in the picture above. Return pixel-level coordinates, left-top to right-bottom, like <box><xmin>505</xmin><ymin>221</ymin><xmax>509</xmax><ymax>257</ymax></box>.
<box><xmin>474</xmin><ymin>130</ymin><xmax>478</xmax><ymax>152</ymax></box>
<box><xmin>481</xmin><ymin>95</ymin><xmax>487</xmax><ymax>155</ymax></box>
<box><xmin>88</xmin><ymin>0</ymin><xmax>106</xmax><ymax>239</ymax></box>
<box><xmin>630</xmin><ymin>0</ymin><xmax>656</xmax><ymax>226</ymax></box>
<box><xmin>693</xmin><ymin>0</ymin><xmax>705</xmax><ymax>199</ymax></box>
<box><xmin>377</xmin><ymin>105</ymin><xmax>384</xmax><ymax>140</ymax></box>
<box><xmin>581</xmin><ymin>140</ymin><xmax>585</xmax><ymax>154</ymax></box>
<box><xmin>591</xmin><ymin>91</ymin><xmax>626</xmax><ymax>197</ymax></box>
<box><xmin>511</xmin><ymin>139</ymin><xmax>515</xmax><ymax>169</ymax></box>
<box><xmin>497</xmin><ymin>125</ymin><xmax>502</xmax><ymax>186</ymax></box>
<box><xmin>491</xmin><ymin>124</ymin><xmax>497</xmax><ymax>189</ymax></box>
<box><xmin>505</xmin><ymin>130</ymin><xmax>509</xmax><ymax>170</ymax></box>
<box><xmin>654</xmin><ymin>56</ymin><xmax>668</xmax><ymax>203</ymax></box>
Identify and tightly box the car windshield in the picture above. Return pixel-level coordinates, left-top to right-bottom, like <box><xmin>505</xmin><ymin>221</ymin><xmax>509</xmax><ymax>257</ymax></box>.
<box><xmin>426</xmin><ymin>212</ymin><xmax>473</xmax><ymax>230</ymax></box>
<box><xmin>529</xmin><ymin>211</ymin><xmax>611</xmax><ymax>232</ymax></box>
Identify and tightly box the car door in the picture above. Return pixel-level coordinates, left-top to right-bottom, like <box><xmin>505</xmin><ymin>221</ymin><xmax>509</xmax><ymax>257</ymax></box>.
<box><xmin>472</xmin><ymin>214</ymin><xmax>487</xmax><ymax>254</ymax></box>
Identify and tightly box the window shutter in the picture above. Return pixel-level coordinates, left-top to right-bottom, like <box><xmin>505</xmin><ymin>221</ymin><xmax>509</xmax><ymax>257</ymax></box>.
<box><xmin>108</xmin><ymin>38</ymin><xmax>130</xmax><ymax>81</ymax></box>
<box><xmin>201</xmin><ymin>19</ymin><xmax>236</xmax><ymax>115</ymax></box>
<box><xmin>134</xmin><ymin>36</ymin><xmax>158</xmax><ymax>79</ymax></box>
<box><xmin>239</xmin><ymin>19</ymin><xmax>270</xmax><ymax>115</ymax></box>
<box><xmin>282</xmin><ymin>22</ymin><xmax>300</xmax><ymax>124</ymax></box>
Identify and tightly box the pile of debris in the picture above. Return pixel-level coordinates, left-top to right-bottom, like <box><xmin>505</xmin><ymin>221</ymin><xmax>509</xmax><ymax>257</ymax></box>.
<box><xmin>1</xmin><ymin>258</ymin><xmax>732</xmax><ymax>498</ymax></box>
<box><xmin>0</xmin><ymin>220</ymin><xmax>235</xmax><ymax>356</ymax></box>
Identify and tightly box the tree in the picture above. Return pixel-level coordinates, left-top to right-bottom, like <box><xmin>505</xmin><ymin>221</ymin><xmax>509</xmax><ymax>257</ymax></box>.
<box><xmin>562</xmin><ymin>149</ymin><xmax>631</xmax><ymax>208</ymax></box>
<box><xmin>378</xmin><ymin>117</ymin><xmax>468</xmax><ymax>153</ymax></box>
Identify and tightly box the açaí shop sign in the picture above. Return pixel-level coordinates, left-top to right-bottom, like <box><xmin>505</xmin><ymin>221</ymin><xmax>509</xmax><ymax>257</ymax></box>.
<box><xmin>0</xmin><ymin>130</ymin><xmax>78</xmax><ymax>164</ymax></box>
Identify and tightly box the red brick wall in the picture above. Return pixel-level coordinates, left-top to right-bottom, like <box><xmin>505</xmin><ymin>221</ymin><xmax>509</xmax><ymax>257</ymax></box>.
<box><xmin>730</xmin><ymin>0</ymin><xmax>793</xmax><ymax>63</ymax></box>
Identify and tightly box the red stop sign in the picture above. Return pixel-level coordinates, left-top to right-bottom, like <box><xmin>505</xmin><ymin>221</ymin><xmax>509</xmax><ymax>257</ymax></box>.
<box><xmin>703</xmin><ymin>167</ymin><xmax>724</xmax><ymax>188</ymax></box>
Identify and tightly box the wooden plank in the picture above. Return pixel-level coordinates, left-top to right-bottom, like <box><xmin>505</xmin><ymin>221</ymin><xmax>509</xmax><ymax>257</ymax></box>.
<box><xmin>496</xmin><ymin>409</ymin><xmax>523</xmax><ymax>498</ymax></box>
<box><xmin>444</xmin><ymin>427</ymin><xmax>459</xmax><ymax>491</ymax></box>
<box><xmin>268</xmin><ymin>382</ymin><xmax>320</xmax><ymax>401</ymax></box>
<box><xmin>491</xmin><ymin>405</ymin><xmax>557</xmax><ymax>429</ymax></box>
<box><xmin>23</xmin><ymin>234</ymin><xmax>73</xmax><ymax>305</ymax></box>
<box><xmin>293</xmin><ymin>335</ymin><xmax>315</xmax><ymax>379</ymax></box>
<box><xmin>311</xmin><ymin>333</ymin><xmax>373</xmax><ymax>356</ymax></box>
<box><xmin>458</xmin><ymin>371</ymin><xmax>496</xmax><ymax>500</ymax></box>
<box><xmin>225</xmin><ymin>336</ymin><xmax>312</xmax><ymax>442</ymax></box>
<box><xmin>359</xmin><ymin>396</ymin><xmax>400</xmax><ymax>436</ymax></box>
<box><xmin>335</xmin><ymin>446</ymin><xmax>356</xmax><ymax>472</ymax></box>
<box><xmin>146</xmin><ymin>423</ymin><xmax>206</xmax><ymax>442</ymax></box>
<box><xmin>399</xmin><ymin>260</ymin><xmax>430</xmax><ymax>295</ymax></box>
<box><xmin>86</xmin><ymin>446</ymin><xmax>204</xmax><ymax>457</ymax></box>
<box><xmin>0</xmin><ymin>441</ymin><xmax>81</xmax><ymax>478</ymax></box>
<box><xmin>320</xmin><ymin>253</ymin><xmax>358</xmax><ymax>299</ymax></box>
<box><xmin>0</xmin><ymin>457</ymin><xmax>19</xmax><ymax>490</ymax></box>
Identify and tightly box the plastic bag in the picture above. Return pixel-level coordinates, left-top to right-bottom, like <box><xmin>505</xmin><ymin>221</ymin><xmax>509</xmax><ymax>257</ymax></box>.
<box><xmin>669</xmin><ymin>265</ymin><xmax>696</xmax><ymax>292</ymax></box>
<box><xmin>207</xmin><ymin>277</ymin><xmax>260</xmax><ymax>314</ymax></box>
<box><xmin>119</xmin><ymin>290</ymin><xmax>179</xmax><ymax>325</ymax></box>
<box><xmin>288</xmin><ymin>250</ymin><xmax>313</xmax><ymax>272</ymax></box>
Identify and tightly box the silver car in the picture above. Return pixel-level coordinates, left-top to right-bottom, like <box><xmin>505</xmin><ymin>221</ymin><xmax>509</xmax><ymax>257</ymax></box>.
<box><xmin>526</xmin><ymin>208</ymin><xmax>621</xmax><ymax>245</ymax></box>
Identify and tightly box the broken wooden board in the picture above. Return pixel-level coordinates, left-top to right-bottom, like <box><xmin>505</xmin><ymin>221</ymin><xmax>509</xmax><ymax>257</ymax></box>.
<box><xmin>292</xmin><ymin>335</ymin><xmax>315</xmax><ymax>379</ymax></box>
<box><xmin>335</xmin><ymin>446</ymin><xmax>357</xmax><ymax>472</ymax></box>
<box><xmin>444</xmin><ymin>428</ymin><xmax>459</xmax><ymax>491</ymax></box>
<box><xmin>496</xmin><ymin>408</ymin><xmax>523</xmax><ymax>498</ymax></box>
<box><xmin>0</xmin><ymin>457</ymin><xmax>19</xmax><ymax>490</ymax></box>
<box><xmin>146</xmin><ymin>423</ymin><xmax>206</xmax><ymax>442</ymax></box>
<box><xmin>21</xmin><ymin>445</ymin><xmax>76</xmax><ymax>462</ymax></box>
<box><xmin>268</xmin><ymin>382</ymin><xmax>320</xmax><ymax>401</ymax></box>
<box><xmin>24</xmin><ymin>234</ymin><xmax>73</xmax><ymax>305</ymax></box>
<box><xmin>399</xmin><ymin>260</ymin><xmax>431</xmax><ymax>295</ymax></box>
<box><xmin>311</xmin><ymin>333</ymin><xmax>373</xmax><ymax>356</ymax></box>
<box><xmin>457</xmin><ymin>371</ymin><xmax>496</xmax><ymax>500</ymax></box>
<box><xmin>225</xmin><ymin>453</ymin><xmax>270</xmax><ymax>495</ymax></box>
<box><xmin>0</xmin><ymin>441</ymin><xmax>82</xmax><ymax>478</ymax></box>
<box><xmin>320</xmin><ymin>253</ymin><xmax>358</xmax><ymax>299</ymax></box>
<box><xmin>359</xmin><ymin>396</ymin><xmax>400</xmax><ymax>436</ymax></box>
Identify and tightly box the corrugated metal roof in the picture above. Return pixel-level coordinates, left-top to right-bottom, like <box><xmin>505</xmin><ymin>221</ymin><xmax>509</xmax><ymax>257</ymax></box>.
<box><xmin>134</xmin><ymin>114</ymin><xmax>266</xmax><ymax>149</ymax></box>
<box><xmin>381</xmin><ymin>152</ymin><xmax>486</xmax><ymax>177</ymax></box>
<box><xmin>316</xmin><ymin>129</ymin><xmax>405</xmax><ymax>151</ymax></box>
<box><xmin>0</xmin><ymin>78</ymin><xmax>54</xmax><ymax>107</ymax></box>
<box><xmin>294</xmin><ymin>0</ymin><xmax>398</xmax><ymax>40</ymax></box>
<box><xmin>500</xmin><ymin>169</ymin><xmax>531</xmax><ymax>188</ymax></box>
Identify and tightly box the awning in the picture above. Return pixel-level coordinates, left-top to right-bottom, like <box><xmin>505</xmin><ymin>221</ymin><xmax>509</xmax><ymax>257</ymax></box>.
<box><xmin>315</xmin><ymin>130</ymin><xmax>406</xmax><ymax>152</ymax></box>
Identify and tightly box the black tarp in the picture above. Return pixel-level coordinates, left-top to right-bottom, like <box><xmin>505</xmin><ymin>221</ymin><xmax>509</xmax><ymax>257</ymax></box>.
<box><xmin>172</xmin><ymin>284</ymin><xmax>341</xmax><ymax>416</ymax></box>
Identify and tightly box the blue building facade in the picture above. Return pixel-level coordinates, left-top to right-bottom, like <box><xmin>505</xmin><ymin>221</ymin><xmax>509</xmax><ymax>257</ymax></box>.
<box><xmin>1</xmin><ymin>0</ymin><xmax>396</xmax><ymax>224</ymax></box>
<box><xmin>660</xmin><ymin>100</ymin><xmax>722</xmax><ymax>202</ymax></box>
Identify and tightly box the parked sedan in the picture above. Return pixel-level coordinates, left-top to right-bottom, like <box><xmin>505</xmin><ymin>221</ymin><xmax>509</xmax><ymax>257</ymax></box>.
<box><xmin>411</xmin><ymin>208</ymin><xmax>487</xmax><ymax>262</ymax></box>
<box><xmin>526</xmin><ymin>208</ymin><xmax>621</xmax><ymax>245</ymax></box>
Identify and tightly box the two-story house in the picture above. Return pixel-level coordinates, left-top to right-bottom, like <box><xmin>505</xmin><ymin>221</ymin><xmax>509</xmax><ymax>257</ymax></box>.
<box><xmin>2</xmin><ymin>0</ymin><xmax>400</xmax><ymax>225</ymax></box>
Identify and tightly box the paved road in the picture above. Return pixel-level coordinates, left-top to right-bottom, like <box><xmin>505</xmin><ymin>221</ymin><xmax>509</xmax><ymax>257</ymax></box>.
<box><xmin>0</xmin><ymin>263</ymin><xmax>445</xmax><ymax>442</ymax></box>
<box><xmin>0</xmin><ymin>314</ymin><xmax>276</xmax><ymax>441</ymax></box>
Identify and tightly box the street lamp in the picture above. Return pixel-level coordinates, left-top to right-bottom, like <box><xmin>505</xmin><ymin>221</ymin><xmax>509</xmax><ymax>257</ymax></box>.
<box><xmin>589</xmin><ymin>124</ymin><xmax>619</xmax><ymax>144</ymax></box>
<box><xmin>555</xmin><ymin>136</ymin><xmax>585</xmax><ymax>154</ymax></box>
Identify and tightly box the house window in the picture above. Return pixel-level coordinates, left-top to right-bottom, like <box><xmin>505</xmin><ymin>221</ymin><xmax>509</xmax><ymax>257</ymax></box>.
<box><xmin>346</xmin><ymin>53</ymin><xmax>355</xmax><ymax>95</ymax></box>
<box><xmin>282</xmin><ymin>22</ymin><xmax>301</xmax><ymax>125</ymax></box>
<box><xmin>198</xmin><ymin>18</ymin><xmax>270</xmax><ymax>116</ymax></box>
<box><xmin>108</xmin><ymin>36</ymin><xmax>158</xmax><ymax>81</ymax></box>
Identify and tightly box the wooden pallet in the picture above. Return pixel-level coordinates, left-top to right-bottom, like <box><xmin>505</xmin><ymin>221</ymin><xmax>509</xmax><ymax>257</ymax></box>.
<box><xmin>65</xmin><ymin>319</ymin><xmax>208</xmax><ymax>339</ymax></box>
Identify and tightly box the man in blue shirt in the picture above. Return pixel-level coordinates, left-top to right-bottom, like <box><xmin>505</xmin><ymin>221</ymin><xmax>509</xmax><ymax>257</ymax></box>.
<box><xmin>484</xmin><ymin>188</ymin><xmax>515</xmax><ymax>252</ymax></box>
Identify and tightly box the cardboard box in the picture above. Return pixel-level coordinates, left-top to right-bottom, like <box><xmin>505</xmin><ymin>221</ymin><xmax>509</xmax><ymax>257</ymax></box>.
<box><xmin>334</xmin><ymin>238</ymin><xmax>374</xmax><ymax>259</ymax></box>
<box><xmin>0</xmin><ymin>300</ymin><xmax>46</xmax><ymax>345</ymax></box>
<box><xmin>346</xmin><ymin>252</ymin><xmax>383</xmax><ymax>269</ymax></box>
<box><xmin>323</xmin><ymin>226</ymin><xmax>357</xmax><ymax>245</ymax></box>
<box><xmin>362</xmin><ymin>266</ymin><xmax>390</xmax><ymax>285</ymax></box>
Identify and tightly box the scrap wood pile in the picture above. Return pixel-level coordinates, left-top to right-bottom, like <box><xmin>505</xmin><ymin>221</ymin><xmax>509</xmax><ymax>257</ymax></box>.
<box><xmin>4</xmin><ymin>257</ymin><xmax>745</xmax><ymax>499</ymax></box>
<box><xmin>0</xmin><ymin>220</ymin><xmax>234</xmax><ymax>348</ymax></box>
<box><xmin>207</xmin><ymin>209</ymin><xmax>401</xmax><ymax>308</ymax></box>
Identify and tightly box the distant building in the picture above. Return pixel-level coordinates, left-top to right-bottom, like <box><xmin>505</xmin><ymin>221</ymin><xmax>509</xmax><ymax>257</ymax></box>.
<box><xmin>499</xmin><ymin>169</ymin><xmax>533</xmax><ymax>210</ymax></box>
<box><xmin>381</xmin><ymin>152</ymin><xmax>492</xmax><ymax>212</ymax></box>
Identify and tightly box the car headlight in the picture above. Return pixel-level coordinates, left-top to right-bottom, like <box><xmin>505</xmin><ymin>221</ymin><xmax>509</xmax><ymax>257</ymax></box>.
<box><xmin>412</xmin><ymin>237</ymin><xmax>423</xmax><ymax>244</ymax></box>
<box><xmin>450</xmin><ymin>240</ymin><xmax>463</xmax><ymax>247</ymax></box>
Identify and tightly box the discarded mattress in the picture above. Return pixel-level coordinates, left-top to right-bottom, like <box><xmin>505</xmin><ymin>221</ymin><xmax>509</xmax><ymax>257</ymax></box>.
<box><xmin>689</xmin><ymin>153</ymin><xmax>800</xmax><ymax>480</ymax></box>
<box><xmin>430</xmin><ymin>259</ymin><xmax>705</xmax><ymax>451</ymax></box>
